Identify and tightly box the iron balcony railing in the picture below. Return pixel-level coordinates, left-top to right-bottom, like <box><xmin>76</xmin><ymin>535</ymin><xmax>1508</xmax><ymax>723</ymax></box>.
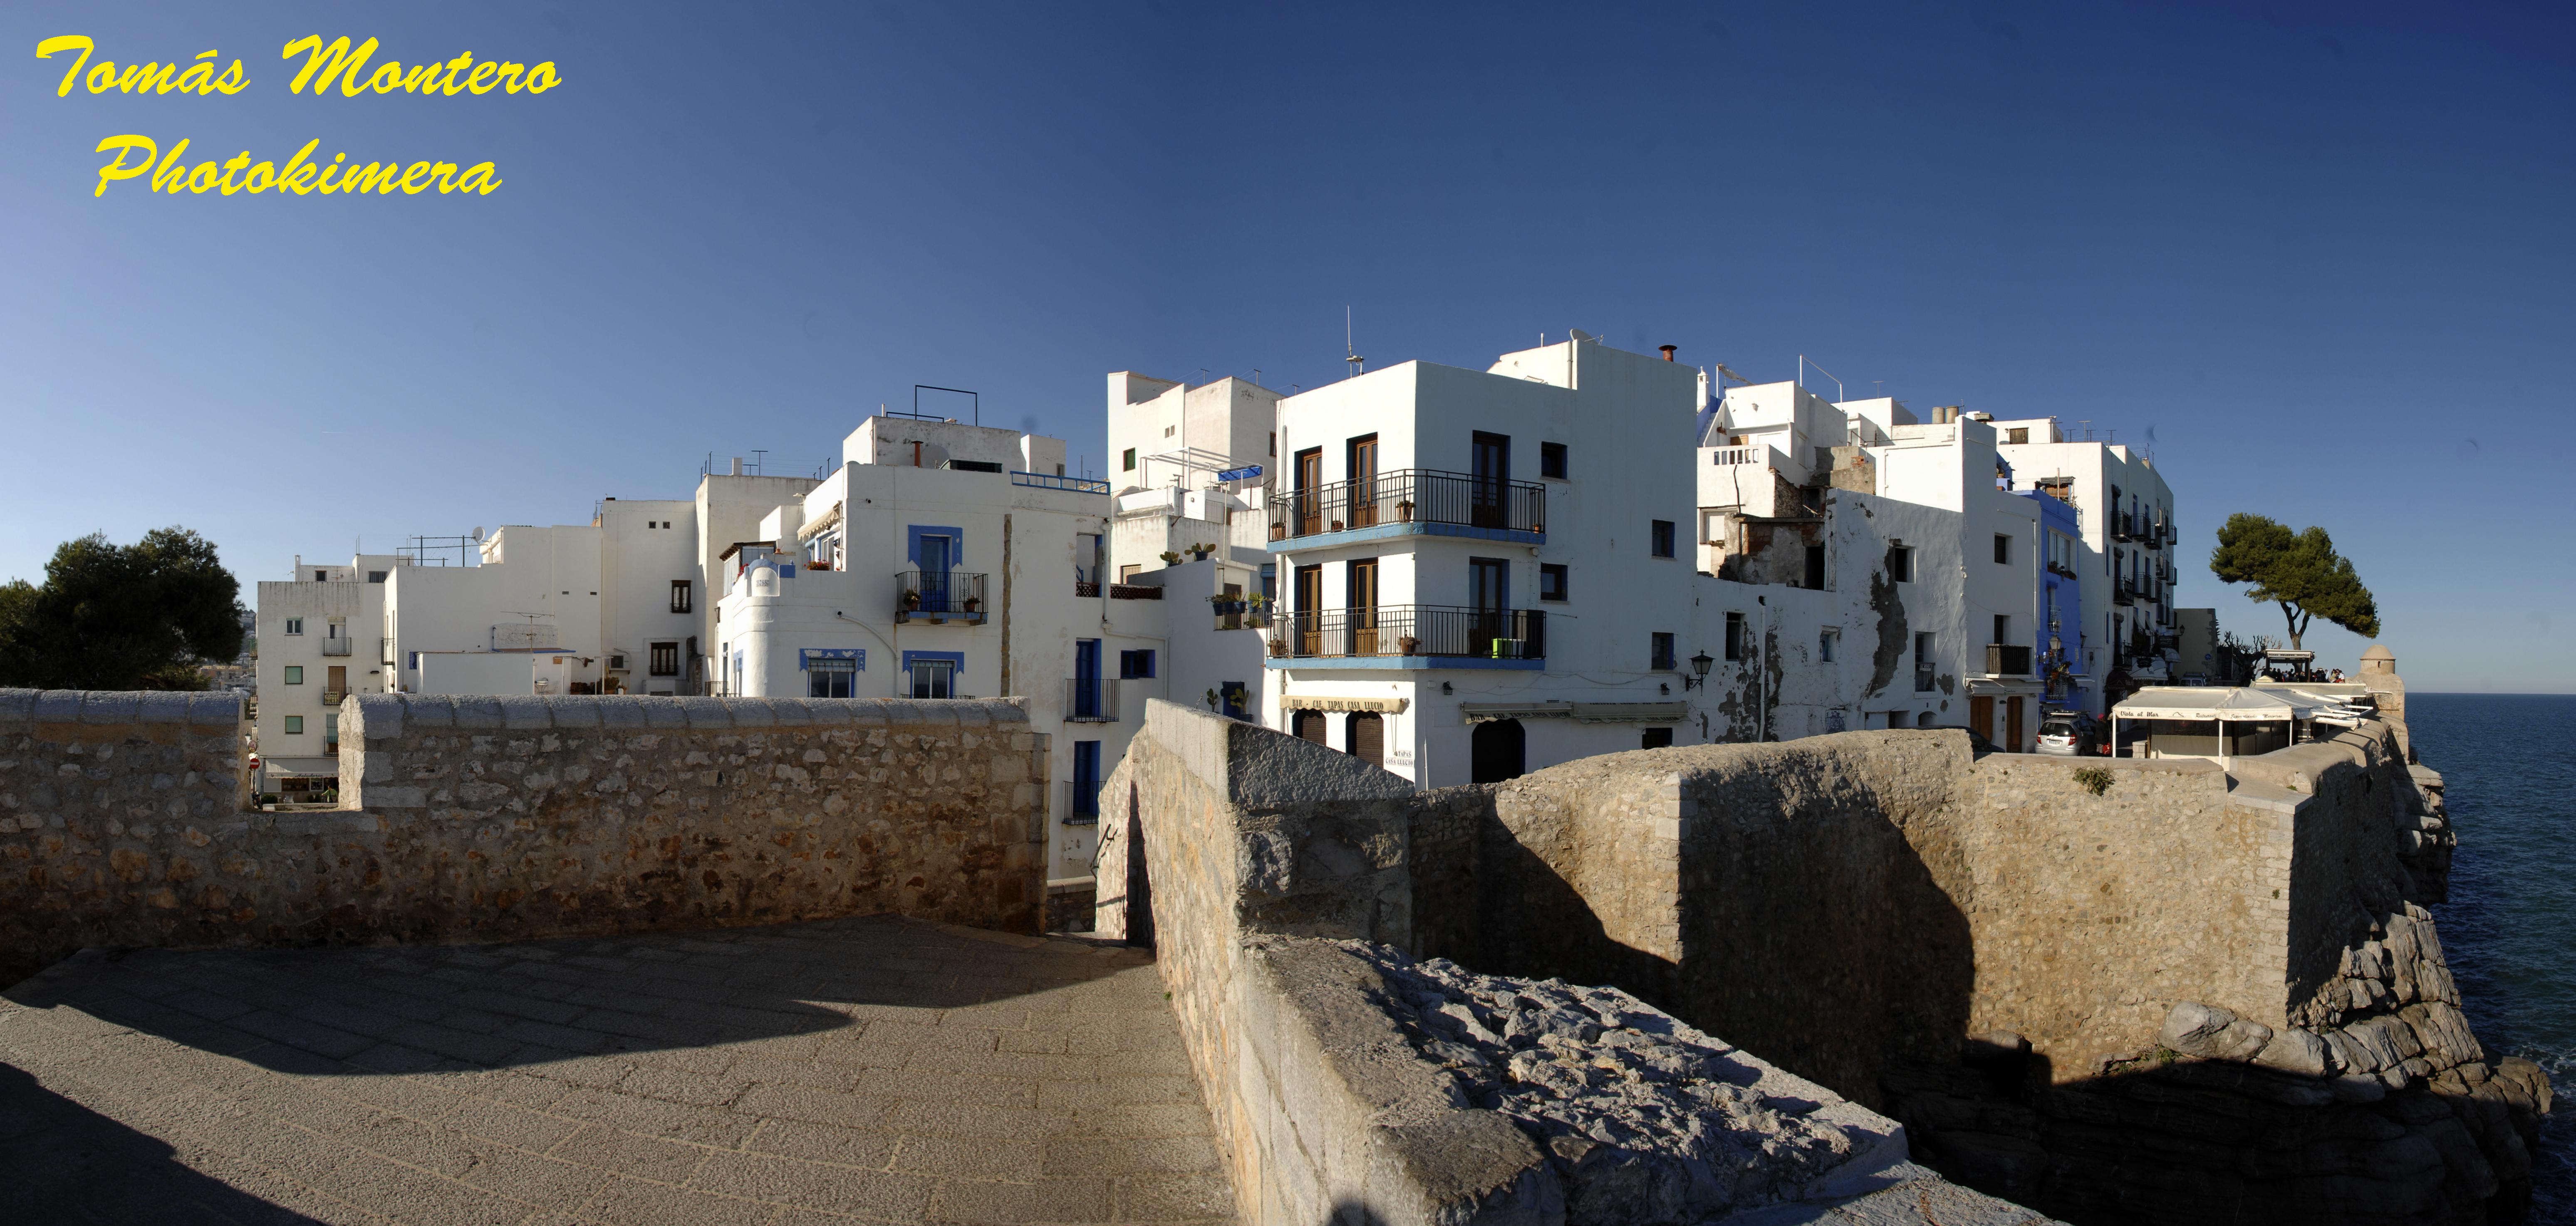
<box><xmin>1064</xmin><ymin>677</ymin><xmax>1120</xmax><ymax>723</ymax></box>
<box><xmin>321</xmin><ymin>689</ymin><xmax>346</xmax><ymax>707</ymax></box>
<box><xmin>895</xmin><ymin>571</ymin><xmax>988</xmax><ymax>623</ymax></box>
<box><xmin>1267</xmin><ymin>469</ymin><xmax>1547</xmax><ymax>541</ymax></box>
<box><xmin>1984</xmin><ymin>644</ymin><xmax>2034</xmax><ymax>677</ymax></box>
<box><xmin>1062</xmin><ymin>778</ymin><xmax>1102</xmax><ymax>823</ymax></box>
<box><xmin>320</xmin><ymin>638</ymin><xmax>352</xmax><ymax>656</ymax></box>
<box><xmin>1269</xmin><ymin>605</ymin><xmax>1544</xmax><ymax>661</ymax></box>
<box><xmin>1012</xmin><ymin>471</ymin><xmax>1111</xmax><ymax>495</ymax></box>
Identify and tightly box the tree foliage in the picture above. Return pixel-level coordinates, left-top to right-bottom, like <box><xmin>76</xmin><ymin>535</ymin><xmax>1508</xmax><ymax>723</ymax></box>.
<box><xmin>2207</xmin><ymin>513</ymin><xmax>2380</xmax><ymax>650</ymax></box>
<box><xmin>0</xmin><ymin>528</ymin><xmax>246</xmax><ymax>690</ymax></box>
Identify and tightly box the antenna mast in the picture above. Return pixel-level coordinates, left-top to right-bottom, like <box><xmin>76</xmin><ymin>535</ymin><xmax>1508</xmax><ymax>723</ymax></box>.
<box><xmin>1344</xmin><ymin>306</ymin><xmax>1364</xmax><ymax>378</ymax></box>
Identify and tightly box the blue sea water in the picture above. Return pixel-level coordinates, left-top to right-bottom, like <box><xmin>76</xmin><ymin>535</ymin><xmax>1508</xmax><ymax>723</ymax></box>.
<box><xmin>2410</xmin><ymin>693</ymin><xmax>2576</xmax><ymax>1221</ymax></box>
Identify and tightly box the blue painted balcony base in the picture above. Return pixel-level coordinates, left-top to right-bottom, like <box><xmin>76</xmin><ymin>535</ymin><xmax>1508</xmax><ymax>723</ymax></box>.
<box><xmin>1268</xmin><ymin>521</ymin><xmax>1542</xmax><ymax>552</ymax></box>
<box><xmin>1265</xmin><ymin>655</ymin><xmax>1543</xmax><ymax>671</ymax></box>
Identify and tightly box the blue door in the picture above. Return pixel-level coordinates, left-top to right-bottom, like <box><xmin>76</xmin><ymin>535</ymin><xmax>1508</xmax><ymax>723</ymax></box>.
<box><xmin>919</xmin><ymin>534</ymin><xmax>953</xmax><ymax>611</ymax></box>
<box><xmin>1074</xmin><ymin>638</ymin><xmax>1101</xmax><ymax>720</ymax></box>
<box><xmin>1072</xmin><ymin>740</ymin><xmax>1102</xmax><ymax>818</ymax></box>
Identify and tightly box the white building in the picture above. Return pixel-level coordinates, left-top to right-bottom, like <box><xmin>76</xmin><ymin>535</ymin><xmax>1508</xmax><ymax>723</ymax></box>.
<box><xmin>250</xmin><ymin>553</ymin><xmax>401</xmax><ymax>796</ymax></box>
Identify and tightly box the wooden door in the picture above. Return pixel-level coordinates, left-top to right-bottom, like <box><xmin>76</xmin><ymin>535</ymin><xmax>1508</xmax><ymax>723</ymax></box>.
<box><xmin>1348</xmin><ymin>435</ymin><xmax>1379</xmax><ymax>526</ymax></box>
<box><xmin>2006</xmin><ymin>697</ymin><xmax>2026</xmax><ymax>752</ymax></box>
<box><xmin>1347</xmin><ymin>559</ymin><xmax>1378</xmax><ymax>655</ymax></box>
<box><xmin>1294</xmin><ymin>710</ymin><xmax>1328</xmax><ymax>744</ymax></box>
<box><xmin>1969</xmin><ymin>696</ymin><xmax>1993</xmax><ymax>743</ymax></box>
<box><xmin>1295</xmin><ymin>448</ymin><xmax>1323</xmax><ymax>535</ymax></box>
<box><xmin>1348</xmin><ymin>713</ymin><xmax>1384</xmax><ymax>766</ymax></box>
<box><xmin>1295</xmin><ymin>565</ymin><xmax>1323</xmax><ymax>655</ymax></box>
<box><xmin>327</xmin><ymin>665</ymin><xmax>347</xmax><ymax>695</ymax></box>
<box><xmin>1471</xmin><ymin>432</ymin><xmax>1510</xmax><ymax>527</ymax></box>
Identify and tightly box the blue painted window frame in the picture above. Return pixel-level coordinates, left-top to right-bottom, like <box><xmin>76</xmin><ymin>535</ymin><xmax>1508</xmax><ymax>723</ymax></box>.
<box><xmin>900</xmin><ymin>650</ymin><xmax>966</xmax><ymax>698</ymax></box>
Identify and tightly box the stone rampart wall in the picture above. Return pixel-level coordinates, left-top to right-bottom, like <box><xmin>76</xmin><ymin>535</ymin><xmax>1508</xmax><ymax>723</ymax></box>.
<box><xmin>0</xmin><ymin>690</ymin><xmax>1047</xmax><ymax>983</ymax></box>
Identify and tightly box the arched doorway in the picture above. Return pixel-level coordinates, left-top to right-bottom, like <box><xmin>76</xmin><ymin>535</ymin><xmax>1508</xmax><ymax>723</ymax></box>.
<box><xmin>1293</xmin><ymin>709</ymin><xmax>1328</xmax><ymax>745</ymax></box>
<box><xmin>1347</xmin><ymin>712</ymin><xmax>1384</xmax><ymax>766</ymax></box>
<box><xmin>1471</xmin><ymin>718</ymin><xmax>1525</xmax><ymax>784</ymax></box>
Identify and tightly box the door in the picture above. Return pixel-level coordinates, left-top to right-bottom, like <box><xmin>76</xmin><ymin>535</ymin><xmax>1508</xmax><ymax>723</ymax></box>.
<box><xmin>1969</xmin><ymin>696</ymin><xmax>1994</xmax><ymax>744</ymax></box>
<box><xmin>1348</xmin><ymin>435</ymin><xmax>1380</xmax><ymax>527</ymax></box>
<box><xmin>919</xmin><ymin>534</ymin><xmax>954</xmax><ymax>611</ymax></box>
<box><xmin>1295</xmin><ymin>447</ymin><xmax>1323</xmax><ymax>535</ymax></box>
<box><xmin>1074</xmin><ymin>639</ymin><xmax>1102</xmax><ymax>720</ymax></box>
<box><xmin>1348</xmin><ymin>712</ymin><xmax>1384</xmax><ymax>766</ymax></box>
<box><xmin>1347</xmin><ymin>559</ymin><xmax>1378</xmax><ymax>655</ymax></box>
<box><xmin>1294</xmin><ymin>710</ymin><xmax>1328</xmax><ymax>744</ymax></box>
<box><xmin>326</xmin><ymin>665</ymin><xmax>347</xmax><ymax>696</ymax></box>
<box><xmin>1471</xmin><ymin>431</ymin><xmax>1510</xmax><ymax>527</ymax></box>
<box><xmin>1073</xmin><ymin>740</ymin><xmax>1101</xmax><ymax>818</ymax></box>
<box><xmin>1469</xmin><ymin>557</ymin><xmax>1508</xmax><ymax>655</ymax></box>
<box><xmin>1295</xmin><ymin>564</ymin><xmax>1323</xmax><ymax>655</ymax></box>
<box><xmin>1471</xmin><ymin>718</ymin><xmax>1525</xmax><ymax>784</ymax></box>
<box><xmin>2006</xmin><ymin>697</ymin><xmax>2026</xmax><ymax>752</ymax></box>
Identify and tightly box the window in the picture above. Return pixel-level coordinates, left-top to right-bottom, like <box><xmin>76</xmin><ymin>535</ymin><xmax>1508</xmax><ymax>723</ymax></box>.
<box><xmin>1993</xmin><ymin>534</ymin><xmax>2011</xmax><ymax>564</ymax></box>
<box><xmin>283</xmin><ymin>716</ymin><xmax>304</xmax><ymax>734</ymax></box>
<box><xmin>1804</xmin><ymin>545</ymin><xmax>1825</xmax><ymax>590</ymax></box>
<box><xmin>324</xmin><ymin>713</ymin><xmax>339</xmax><ymax>747</ymax></box>
<box><xmin>1538</xmin><ymin>564</ymin><xmax>1568</xmax><ymax>602</ymax></box>
<box><xmin>1888</xmin><ymin>544</ymin><xmax>1915</xmax><ymax>583</ymax></box>
<box><xmin>1914</xmin><ymin>632</ymin><xmax>1936</xmax><ymax>692</ymax></box>
<box><xmin>909</xmin><ymin>657</ymin><xmax>956</xmax><ymax>699</ymax></box>
<box><xmin>1651</xmin><ymin>632</ymin><xmax>1676</xmax><ymax>671</ymax></box>
<box><xmin>313</xmin><ymin>570</ymin><xmax>329</xmax><ymax>581</ymax></box>
<box><xmin>808</xmin><ymin>656</ymin><xmax>857</xmax><ymax>698</ymax></box>
<box><xmin>2007</xmin><ymin>427</ymin><xmax>2029</xmax><ymax>445</ymax></box>
<box><xmin>1122</xmin><ymin>447</ymin><xmax>1136</xmax><ymax>472</ymax></box>
<box><xmin>670</xmin><ymin>580</ymin><xmax>693</xmax><ymax>613</ymax></box>
<box><xmin>1820</xmin><ymin>627</ymin><xmax>1840</xmax><ymax>663</ymax></box>
<box><xmin>1269</xmin><ymin>432</ymin><xmax>1277</xmax><ymax>457</ymax></box>
<box><xmin>284</xmin><ymin>666</ymin><xmax>304</xmax><ymax>685</ymax></box>
<box><xmin>1724</xmin><ymin>612</ymin><xmax>1746</xmax><ymax>661</ymax></box>
<box><xmin>1650</xmin><ymin>520</ymin><xmax>1675</xmax><ymax>559</ymax></box>
<box><xmin>1260</xmin><ymin>564</ymin><xmax>1276</xmax><ymax>606</ymax></box>
<box><xmin>1072</xmin><ymin>741</ymin><xmax>1102</xmax><ymax>818</ymax></box>
<box><xmin>1120</xmin><ymin>650</ymin><xmax>1157</xmax><ymax>679</ymax></box>
<box><xmin>608</xmin><ymin>653</ymin><xmax>626</xmax><ymax>671</ymax></box>
<box><xmin>649</xmin><ymin>642</ymin><xmax>680</xmax><ymax>676</ymax></box>
<box><xmin>1118</xmin><ymin>564</ymin><xmax>1140</xmax><ymax>583</ymax></box>
<box><xmin>1540</xmin><ymin>442</ymin><xmax>1568</xmax><ymax>480</ymax></box>
<box><xmin>1993</xmin><ymin>614</ymin><xmax>2011</xmax><ymax>645</ymax></box>
<box><xmin>284</xmin><ymin>618</ymin><xmax>304</xmax><ymax>635</ymax></box>
<box><xmin>367</xmin><ymin>570</ymin><xmax>387</xmax><ymax>583</ymax></box>
<box><xmin>1640</xmin><ymin>727</ymin><xmax>1674</xmax><ymax>749</ymax></box>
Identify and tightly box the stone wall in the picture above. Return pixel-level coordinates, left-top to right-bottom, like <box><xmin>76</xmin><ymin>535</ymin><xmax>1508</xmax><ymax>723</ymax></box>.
<box><xmin>0</xmin><ymin>690</ymin><xmax>1047</xmax><ymax>982</ymax></box>
<box><xmin>1107</xmin><ymin>701</ymin><xmax>2052</xmax><ymax>1225</ymax></box>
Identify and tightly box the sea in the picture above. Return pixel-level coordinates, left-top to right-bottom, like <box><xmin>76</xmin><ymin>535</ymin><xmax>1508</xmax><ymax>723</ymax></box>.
<box><xmin>2411</xmin><ymin>693</ymin><xmax>2576</xmax><ymax>1221</ymax></box>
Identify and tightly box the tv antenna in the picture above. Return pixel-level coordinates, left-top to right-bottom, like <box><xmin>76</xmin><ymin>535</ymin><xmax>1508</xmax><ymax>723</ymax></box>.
<box><xmin>1344</xmin><ymin>306</ymin><xmax>1364</xmax><ymax>378</ymax></box>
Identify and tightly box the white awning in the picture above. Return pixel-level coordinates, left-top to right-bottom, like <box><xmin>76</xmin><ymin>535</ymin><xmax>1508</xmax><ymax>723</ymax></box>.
<box><xmin>1459</xmin><ymin>701</ymin><xmax>1689</xmax><ymax>724</ymax></box>
<box><xmin>2111</xmin><ymin>687</ymin><xmax>2319</xmax><ymax>722</ymax></box>
<box><xmin>796</xmin><ymin>501</ymin><xmax>844</xmax><ymax>541</ymax></box>
<box><xmin>1281</xmin><ymin>695</ymin><xmax>1407</xmax><ymax>714</ymax></box>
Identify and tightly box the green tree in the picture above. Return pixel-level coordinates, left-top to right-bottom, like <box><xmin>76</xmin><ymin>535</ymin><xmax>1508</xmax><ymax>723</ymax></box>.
<box><xmin>2207</xmin><ymin>513</ymin><xmax>2380</xmax><ymax>651</ymax></box>
<box><xmin>0</xmin><ymin>528</ymin><xmax>246</xmax><ymax>690</ymax></box>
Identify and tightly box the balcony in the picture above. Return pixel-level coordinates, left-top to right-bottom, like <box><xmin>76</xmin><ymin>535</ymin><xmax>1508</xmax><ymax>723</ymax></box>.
<box><xmin>1011</xmin><ymin>470</ymin><xmax>1111</xmax><ymax>495</ymax></box>
<box><xmin>1209</xmin><ymin>599</ymin><xmax>1270</xmax><ymax>631</ymax></box>
<box><xmin>321</xmin><ymin>689</ymin><xmax>346</xmax><ymax>707</ymax></box>
<box><xmin>320</xmin><ymin>638</ymin><xmax>352</xmax><ymax>656</ymax></box>
<box><xmin>1267</xmin><ymin>469</ymin><xmax>1546</xmax><ymax>550</ymax></box>
<box><xmin>894</xmin><ymin>571</ymin><xmax>988</xmax><ymax>624</ymax></box>
<box><xmin>1064</xmin><ymin>677</ymin><xmax>1120</xmax><ymax>723</ymax></box>
<box><xmin>1984</xmin><ymin>644</ymin><xmax>2034</xmax><ymax>677</ymax></box>
<box><xmin>1062</xmin><ymin>778</ymin><xmax>1102</xmax><ymax>823</ymax></box>
<box><xmin>1075</xmin><ymin>580</ymin><xmax>1101</xmax><ymax>598</ymax></box>
<box><xmin>1266</xmin><ymin>605</ymin><xmax>1545</xmax><ymax>670</ymax></box>
<box><xmin>2113</xmin><ymin>581</ymin><xmax>2138</xmax><ymax>606</ymax></box>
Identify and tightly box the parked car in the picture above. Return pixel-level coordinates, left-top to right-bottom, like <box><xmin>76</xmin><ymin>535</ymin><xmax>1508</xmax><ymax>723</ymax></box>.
<box><xmin>2036</xmin><ymin>710</ymin><xmax>2100</xmax><ymax>756</ymax></box>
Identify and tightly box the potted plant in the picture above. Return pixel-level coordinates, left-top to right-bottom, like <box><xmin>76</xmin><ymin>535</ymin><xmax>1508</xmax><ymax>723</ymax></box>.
<box><xmin>1159</xmin><ymin>550</ymin><xmax>1182</xmax><ymax>566</ymax></box>
<box><xmin>962</xmin><ymin>596</ymin><xmax>981</xmax><ymax>613</ymax></box>
<box><xmin>1395</xmin><ymin>499</ymin><xmax>1414</xmax><ymax>522</ymax></box>
<box><xmin>1329</xmin><ymin>519</ymin><xmax>1345</xmax><ymax>532</ymax></box>
<box><xmin>1190</xmin><ymin>543</ymin><xmax>1216</xmax><ymax>561</ymax></box>
<box><xmin>902</xmin><ymin>589</ymin><xmax>921</xmax><ymax>611</ymax></box>
<box><xmin>1397</xmin><ymin>635</ymin><xmax>1421</xmax><ymax>655</ymax></box>
<box><xmin>1268</xmin><ymin>638</ymin><xmax>1289</xmax><ymax>657</ymax></box>
<box><xmin>1270</xmin><ymin>522</ymin><xmax>1288</xmax><ymax>540</ymax></box>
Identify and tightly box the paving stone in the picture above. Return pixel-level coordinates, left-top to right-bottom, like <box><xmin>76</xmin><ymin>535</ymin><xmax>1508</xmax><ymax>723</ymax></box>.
<box><xmin>926</xmin><ymin>1177</ymin><xmax>1115</xmax><ymax>1224</ymax></box>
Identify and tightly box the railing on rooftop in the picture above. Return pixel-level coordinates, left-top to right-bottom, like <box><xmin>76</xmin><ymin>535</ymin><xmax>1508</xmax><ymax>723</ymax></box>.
<box><xmin>895</xmin><ymin>571</ymin><xmax>988</xmax><ymax>623</ymax></box>
<box><xmin>1012</xmin><ymin>471</ymin><xmax>1110</xmax><ymax>495</ymax></box>
<box><xmin>1075</xmin><ymin>580</ymin><xmax>1101</xmax><ymax>598</ymax></box>
<box><xmin>1270</xmin><ymin>605</ymin><xmax>1544</xmax><ymax>662</ymax></box>
<box><xmin>1267</xmin><ymin>469</ymin><xmax>1546</xmax><ymax>542</ymax></box>
<box><xmin>1109</xmin><ymin>584</ymin><xmax>1162</xmax><ymax>600</ymax></box>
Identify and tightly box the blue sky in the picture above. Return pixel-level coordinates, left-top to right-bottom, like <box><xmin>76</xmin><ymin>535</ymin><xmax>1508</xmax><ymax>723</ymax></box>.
<box><xmin>5</xmin><ymin>2</ymin><xmax>2569</xmax><ymax>691</ymax></box>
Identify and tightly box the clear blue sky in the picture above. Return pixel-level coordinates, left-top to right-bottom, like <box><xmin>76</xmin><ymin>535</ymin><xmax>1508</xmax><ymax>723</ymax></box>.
<box><xmin>5</xmin><ymin>2</ymin><xmax>2568</xmax><ymax>691</ymax></box>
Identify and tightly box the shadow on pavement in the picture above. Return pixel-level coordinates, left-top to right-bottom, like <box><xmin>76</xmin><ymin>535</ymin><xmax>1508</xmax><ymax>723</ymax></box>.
<box><xmin>0</xmin><ymin>1061</ymin><xmax>323</xmax><ymax>1225</ymax></box>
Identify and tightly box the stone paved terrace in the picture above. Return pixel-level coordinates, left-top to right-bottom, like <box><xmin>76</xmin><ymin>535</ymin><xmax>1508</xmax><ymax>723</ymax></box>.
<box><xmin>0</xmin><ymin>917</ymin><xmax>1232</xmax><ymax>1225</ymax></box>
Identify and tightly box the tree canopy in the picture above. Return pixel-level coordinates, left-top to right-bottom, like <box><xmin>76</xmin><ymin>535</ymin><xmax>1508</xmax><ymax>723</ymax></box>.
<box><xmin>2207</xmin><ymin>513</ymin><xmax>2380</xmax><ymax>651</ymax></box>
<box><xmin>0</xmin><ymin>528</ymin><xmax>246</xmax><ymax>690</ymax></box>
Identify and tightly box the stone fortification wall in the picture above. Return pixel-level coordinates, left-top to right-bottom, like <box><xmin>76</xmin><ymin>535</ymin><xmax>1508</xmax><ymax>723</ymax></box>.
<box><xmin>0</xmin><ymin>690</ymin><xmax>1047</xmax><ymax>982</ymax></box>
<box><xmin>1105</xmin><ymin>702</ymin><xmax>2047</xmax><ymax>1225</ymax></box>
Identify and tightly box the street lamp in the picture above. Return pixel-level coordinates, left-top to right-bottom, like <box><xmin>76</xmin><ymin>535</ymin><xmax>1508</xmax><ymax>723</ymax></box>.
<box><xmin>1684</xmin><ymin>650</ymin><xmax>1715</xmax><ymax>690</ymax></box>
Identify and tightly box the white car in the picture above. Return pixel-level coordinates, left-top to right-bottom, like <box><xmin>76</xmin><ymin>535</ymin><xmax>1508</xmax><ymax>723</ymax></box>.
<box><xmin>2036</xmin><ymin>712</ymin><xmax>2098</xmax><ymax>756</ymax></box>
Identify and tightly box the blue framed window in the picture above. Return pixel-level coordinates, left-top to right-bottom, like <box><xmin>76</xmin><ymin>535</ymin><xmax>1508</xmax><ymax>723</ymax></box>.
<box><xmin>900</xmin><ymin>650</ymin><xmax>965</xmax><ymax>699</ymax></box>
<box><xmin>1120</xmin><ymin>649</ymin><xmax>1156</xmax><ymax>679</ymax></box>
<box><xmin>1071</xmin><ymin>741</ymin><xmax>1102</xmax><ymax>819</ymax></box>
<box><xmin>804</xmin><ymin>649</ymin><xmax>862</xmax><ymax>698</ymax></box>
<box><xmin>1220</xmin><ymin>682</ymin><xmax>1248</xmax><ymax>719</ymax></box>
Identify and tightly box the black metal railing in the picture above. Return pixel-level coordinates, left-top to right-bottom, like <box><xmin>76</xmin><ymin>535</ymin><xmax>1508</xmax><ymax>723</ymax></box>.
<box><xmin>1012</xmin><ymin>471</ymin><xmax>1111</xmax><ymax>495</ymax></box>
<box><xmin>1268</xmin><ymin>605</ymin><xmax>1544</xmax><ymax>661</ymax></box>
<box><xmin>1065</xmin><ymin>677</ymin><xmax>1119</xmax><ymax>723</ymax></box>
<box><xmin>894</xmin><ymin>570</ymin><xmax>988</xmax><ymax>621</ymax></box>
<box><xmin>1985</xmin><ymin>643</ymin><xmax>2033</xmax><ymax>676</ymax></box>
<box><xmin>2114</xmin><ymin>581</ymin><xmax>2137</xmax><ymax>605</ymax></box>
<box><xmin>1075</xmin><ymin>580</ymin><xmax>1101</xmax><ymax>597</ymax></box>
<box><xmin>1267</xmin><ymin>469</ymin><xmax>1546</xmax><ymax>541</ymax></box>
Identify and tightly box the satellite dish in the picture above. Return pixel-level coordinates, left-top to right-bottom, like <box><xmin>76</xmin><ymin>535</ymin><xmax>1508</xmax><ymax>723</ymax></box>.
<box><xmin>471</xmin><ymin>526</ymin><xmax>485</xmax><ymax>541</ymax></box>
<box><xmin>1568</xmin><ymin>328</ymin><xmax>1595</xmax><ymax>342</ymax></box>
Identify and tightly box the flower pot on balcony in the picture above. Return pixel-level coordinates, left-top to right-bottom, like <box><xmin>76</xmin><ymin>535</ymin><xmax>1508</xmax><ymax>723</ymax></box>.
<box><xmin>902</xmin><ymin>590</ymin><xmax>921</xmax><ymax>611</ymax></box>
<box><xmin>1397</xmin><ymin>635</ymin><xmax>1420</xmax><ymax>655</ymax></box>
<box><xmin>962</xmin><ymin>597</ymin><xmax>981</xmax><ymax>613</ymax></box>
<box><xmin>1329</xmin><ymin>520</ymin><xmax>1344</xmax><ymax>532</ymax></box>
<box><xmin>1395</xmin><ymin>501</ymin><xmax>1413</xmax><ymax>521</ymax></box>
<box><xmin>1268</xmin><ymin>639</ymin><xmax>1288</xmax><ymax>657</ymax></box>
<box><xmin>1270</xmin><ymin>522</ymin><xmax>1287</xmax><ymax>541</ymax></box>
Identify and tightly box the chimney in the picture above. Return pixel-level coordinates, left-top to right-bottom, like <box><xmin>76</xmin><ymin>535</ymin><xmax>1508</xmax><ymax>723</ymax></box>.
<box><xmin>730</xmin><ymin>457</ymin><xmax>743</xmax><ymax>476</ymax></box>
<box><xmin>1659</xmin><ymin>345</ymin><xmax>1677</xmax><ymax>362</ymax></box>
